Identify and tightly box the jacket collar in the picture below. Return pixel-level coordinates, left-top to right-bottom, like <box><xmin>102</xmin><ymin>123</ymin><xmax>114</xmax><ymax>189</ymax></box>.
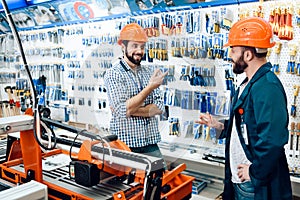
<box><xmin>233</xmin><ymin>62</ymin><xmax>272</xmax><ymax>110</ymax></box>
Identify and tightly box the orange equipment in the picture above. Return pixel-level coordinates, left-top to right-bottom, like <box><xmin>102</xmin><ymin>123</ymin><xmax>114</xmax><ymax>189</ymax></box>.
<box><xmin>0</xmin><ymin>114</ymin><xmax>194</xmax><ymax>200</ymax></box>
<box><xmin>117</xmin><ymin>23</ymin><xmax>148</xmax><ymax>45</ymax></box>
<box><xmin>223</xmin><ymin>17</ymin><xmax>276</xmax><ymax>49</ymax></box>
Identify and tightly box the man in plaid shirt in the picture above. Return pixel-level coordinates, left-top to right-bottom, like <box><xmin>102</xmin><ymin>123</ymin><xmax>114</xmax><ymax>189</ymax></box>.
<box><xmin>104</xmin><ymin>23</ymin><xmax>168</xmax><ymax>161</ymax></box>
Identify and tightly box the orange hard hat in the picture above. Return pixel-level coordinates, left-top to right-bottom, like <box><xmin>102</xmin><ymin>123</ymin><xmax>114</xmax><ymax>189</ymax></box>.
<box><xmin>223</xmin><ymin>17</ymin><xmax>275</xmax><ymax>49</ymax></box>
<box><xmin>117</xmin><ymin>23</ymin><xmax>148</xmax><ymax>45</ymax></box>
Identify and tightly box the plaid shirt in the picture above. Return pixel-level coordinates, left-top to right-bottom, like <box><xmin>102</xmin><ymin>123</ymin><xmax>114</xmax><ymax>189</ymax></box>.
<box><xmin>104</xmin><ymin>59</ymin><xmax>164</xmax><ymax>148</ymax></box>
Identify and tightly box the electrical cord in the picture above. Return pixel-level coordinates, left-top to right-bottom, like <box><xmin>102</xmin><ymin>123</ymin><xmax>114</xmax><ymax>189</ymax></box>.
<box><xmin>68</xmin><ymin>131</ymin><xmax>112</xmax><ymax>172</ymax></box>
<box><xmin>34</xmin><ymin>115</ymin><xmax>57</xmax><ymax>150</ymax></box>
<box><xmin>69</xmin><ymin>129</ymin><xmax>82</xmax><ymax>161</ymax></box>
<box><xmin>95</xmin><ymin>135</ymin><xmax>113</xmax><ymax>165</ymax></box>
<box><xmin>95</xmin><ymin>135</ymin><xmax>106</xmax><ymax>171</ymax></box>
<box><xmin>40</xmin><ymin>120</ymin><xmax>57</xmax><ymax>149</ymax></box>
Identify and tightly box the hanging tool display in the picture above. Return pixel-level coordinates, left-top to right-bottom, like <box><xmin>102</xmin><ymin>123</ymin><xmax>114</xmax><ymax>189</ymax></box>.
<box><xmin>291</xmin><ymin>85</ymin><xmax>299</xmax><ymax>117</ymax></box>
<box><xmin>11</xmin><ymin>86</ymin><xmax>20</xmax><ymax>115</ymax></box>
<box><xmin>271</xmin><ymin>42</ymin><xmax>282</xmax><ymax>75</ymax></box>
<box><xmin>1</xmin><ymin>101</ymin><xmax>9</xmax><ymax>117</ymax></box>
<box><xmin>271</xmin><ymin>6</ymin><xmax>294</xmax><ymax>40</ymax></box>
<box><xmin>287</xmin><ymin>43</ymin><xmax>297</xmax><ymax>74</ymax></box>
<box><xmin>238</xmin><ymin>8</ymin><xmax>250</xmax><ymax>20</ymax></box>
<box><xmin>147</xmin><ymin>39</ymin><xmax>155</xmax><ymax>62</ymax></box>
<box><xmin>147</xmin><ymin>39</ymin><xmax>168</xmax><ymax>61</ymax></box>
<box><xmin>179</xmin><ymin>65</ymin><xmax>190</xmax><ymax>81</ymax></box>
<box><xmin>175</xmin><ymin>12</ymin><xmax>184</xmax><ymax>35</ymax></box>
<box><xmin>296</xmin><ymin>122</ymin><xmax>300</xmax><ymax>158</ymax></box>
<box><xmin>186</xmin><ymin>11</ymin><xmax>194</xmax><ymax>34</ymax></box>
<box><xmin>278</xmin><ymin>7</ymin><xmax>286</xmax><ymax>39</ymax></box>
<box><xmin>253</xmin><ymin>4</ymin><xmax>264</xmax><ymax>18</ymax></box>
<box><xmin>161</xmin><ymin>13</ymin><xmax>174</xmax><ymax>35</ymax></box>
<box><xmin>142</xmin><ymin>16</ymin><xmax>160</xmax><ymax>37</ymax></box>
<box><xmin>271</xmin><ymin>6</ymin><xmax>281</xmax><ymax>36</ymax></box>
<box><xmin>269</xmin><ymin>7</ymin><xmax>275</xmax><ymax>31</ymax></box>
<box><xmin>4</xmin><ymin>86</ymin><xmax>19</xmax><ymax>116</ymax></box>
<box><xmin>169</xmin><ymin>117</ymin><xmax>180</xmax><ymax>136</ymax></box>
<box><xmin>224</xmin><ymin>64</ymin><xmax>235</xmax><ymax>97</ymax></box>
<box><xmin>171</xmin><ymin>37</ymin><xmax>182</xmax><ymax>57</ymax></box>
<box><xmin>220</xmin><ymin>7</ymin><xmax>233</xmax><ymax>30</ymax></box>
<box><xmin>192</xmin><ymin>66</ymin><xmax>207</xmax><ymax>86</ymax></box>
<box><xmin>181</xmin><ymin>90</ymin><xmax>193</xmax><ymax>110</ymax></box>
<box><xmin>297</xmin><ymin>7</ymin><xmax>300</xmax><ymax>27</ymax></box>
<box><xmin>156</xmin><ymin>39</ymin><xmax>168</xmax><ymax>61</ymax></box>
<box><xmin>289</xmin><ymin>122</ymin><xmax>295</xmax><ymax>157</ymax></box>
<box><xmin>280</xmin><ymin>6</ymin><xmax>294</xmax><ymax>40</ymax></box>
<box><xmin>207</xmin><ymin>34</ymin><xmax>224</xmax><ymax>60</ymax></box>
<box><xmin>180</xmin><ymin>37</ymin><xmax>189</xmax><ymax>57</ymax></box>
<box><xmin>211</xmin><ymin>10</ymin><xmax>220</xmax><ymax>33</ymax></box>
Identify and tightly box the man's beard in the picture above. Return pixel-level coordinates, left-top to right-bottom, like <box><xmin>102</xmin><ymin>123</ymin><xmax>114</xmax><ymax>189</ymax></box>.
<box><xmin>125</xmin><ymin>48</ymin><xmax>143</xmax><ymax>65</ymax></box>
<box><xmin>233</xmin><ymin>53</ymin><xmax>248</xmax><ymax>74</ymax></box>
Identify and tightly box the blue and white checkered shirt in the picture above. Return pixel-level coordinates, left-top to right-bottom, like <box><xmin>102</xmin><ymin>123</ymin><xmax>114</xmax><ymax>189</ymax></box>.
<box><xmin>104</xmin><ymin>59</ymin><xmax>164</xmax><ymax>148</ymax></box>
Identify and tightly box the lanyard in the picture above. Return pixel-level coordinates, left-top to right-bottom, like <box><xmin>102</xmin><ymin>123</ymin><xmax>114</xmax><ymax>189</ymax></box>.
<box><xmin>120</xmin><ymin>60</ymin><xmax>144</xmax><ymax>92</ymax></box>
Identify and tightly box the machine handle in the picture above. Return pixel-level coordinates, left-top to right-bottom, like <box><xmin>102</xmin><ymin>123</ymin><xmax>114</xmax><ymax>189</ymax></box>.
<box><xmin>41</xmin><ymin>117</ymin><xmax>117</xmax><ymax>142</ymax></box>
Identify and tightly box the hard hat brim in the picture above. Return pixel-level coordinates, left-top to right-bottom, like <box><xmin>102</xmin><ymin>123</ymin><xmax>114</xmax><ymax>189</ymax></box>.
<box><xmin>117</xmin><ymin>39</ymin><xmax>122</xmax><ymax>45</ymax></box>
<box><xmin>223</xmin><ymin>42</ymin><xmax>230</xmax><ymax>48</ymax></box>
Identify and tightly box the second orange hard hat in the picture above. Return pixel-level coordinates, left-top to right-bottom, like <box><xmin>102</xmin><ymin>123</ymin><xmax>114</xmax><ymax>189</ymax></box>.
<box><xmin>223</xmin><ymin>17</ymin><xmax>275</xmax><ymax>49</ymax></box>
<box><xmin>117</xmin><ymin>23</ymin><xmax>148</xmax><ymax>45</ymax></box>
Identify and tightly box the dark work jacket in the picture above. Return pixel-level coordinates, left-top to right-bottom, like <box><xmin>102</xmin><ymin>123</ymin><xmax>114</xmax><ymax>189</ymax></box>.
<box><xmin>220</xmin><ymin>62</ymin><xmax>292</xmax><ymax>200</ymax></box>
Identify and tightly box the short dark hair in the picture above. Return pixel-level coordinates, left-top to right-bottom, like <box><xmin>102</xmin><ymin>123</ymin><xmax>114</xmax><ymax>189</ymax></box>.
<box><xmin>122</xmin><ymin>40</ymin><xmax>129</xmax><ymax>46</ymax></box>
<box><xmin>243</xmin><ymin>46</ymin><xmax>267</xmax><ymax>58</ymax></box>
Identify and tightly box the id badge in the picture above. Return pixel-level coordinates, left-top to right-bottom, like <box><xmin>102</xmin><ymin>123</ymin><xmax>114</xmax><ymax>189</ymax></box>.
<box><xmin>241</xmin><ymin>123</ymin><xmax>249</xmax><ymax>145</ymax></box>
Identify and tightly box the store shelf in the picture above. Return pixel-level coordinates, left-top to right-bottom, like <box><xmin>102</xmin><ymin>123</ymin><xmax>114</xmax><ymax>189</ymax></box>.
<box><xmin>161</xmin><ymin>145</ymin><xmax>224</xmax><ymax>200</ymax></box>
<box><xmin>291</xmin><ymin>176</ymin><xmax>300</xmax><ymax>197</ymax></box>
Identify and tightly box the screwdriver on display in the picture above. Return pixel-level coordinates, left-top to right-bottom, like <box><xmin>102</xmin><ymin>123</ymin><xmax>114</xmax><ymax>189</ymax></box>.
<box><xmin>296</xmin><ymin>123</ymin><xmax>300</xmax><ymax>158</ymax></box>
<box><xmin>291</xmin><ymin>85</ymin><xmax>299</xmax><ymax>117</ymax></box>
<box><xmin>290</xmin><ymin>122</ymin><xmax>295</xmax><ymax>157</ymax></box>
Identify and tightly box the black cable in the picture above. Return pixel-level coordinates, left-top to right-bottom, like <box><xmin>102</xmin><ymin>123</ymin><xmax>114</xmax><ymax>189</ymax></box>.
<box><xmin>69</xmin><ymin>129</ymin><xmax>83</xmax><ymax>161</ymax></box>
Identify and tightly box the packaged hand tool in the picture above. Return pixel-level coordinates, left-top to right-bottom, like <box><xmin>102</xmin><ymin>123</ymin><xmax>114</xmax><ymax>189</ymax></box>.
<box><xmin>289</xmin><ymin>122</ymin><xmax>295</xmax><ymax>157</ymax></box>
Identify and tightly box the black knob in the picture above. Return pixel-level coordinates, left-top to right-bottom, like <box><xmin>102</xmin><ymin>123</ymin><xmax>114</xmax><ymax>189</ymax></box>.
<box><xmin>4</xmin><ymin>125</ymin><xmax>11</xmax><ymax>131</ymax></box>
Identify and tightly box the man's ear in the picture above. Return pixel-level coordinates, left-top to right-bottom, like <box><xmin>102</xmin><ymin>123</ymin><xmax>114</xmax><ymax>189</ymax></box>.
<box><xmin>121</xmin><ymin>43</ymin><xmax>125</xmax><ymax>53</ymax></box>
<box><xmin>244</xmin><ymin>49</ymin><xmax>254</xmax><ymax>62</ymax></box>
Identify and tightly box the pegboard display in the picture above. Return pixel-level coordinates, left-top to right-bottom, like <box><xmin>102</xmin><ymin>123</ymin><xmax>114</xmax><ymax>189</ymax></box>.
<box><xmin>260</xmin><ymin>1</ymin><xmax>300</xmax><ymax>172</ymax></box>
<box><xmin>0</xmin><ymin>0</ymin><xmax>300</xmax><ymax>173</ymax></box>
<box><xmin>237</xmin><ymin>0</ymin><xmax>300</xmax><ymax>172</ymax></box>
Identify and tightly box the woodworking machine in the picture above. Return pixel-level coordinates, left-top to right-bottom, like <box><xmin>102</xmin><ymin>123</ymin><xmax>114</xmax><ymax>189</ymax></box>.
<box><xmin>0</xmin><ymin>114</ymin><xmax>194</xmax><ymax>200</ymax></box>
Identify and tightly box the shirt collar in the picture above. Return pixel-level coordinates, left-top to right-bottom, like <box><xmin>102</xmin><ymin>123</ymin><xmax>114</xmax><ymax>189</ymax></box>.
<box><xmin>119</xmin><ymin>59</ymin><xmax>130</xmax><ymax>72</ymax></box>
<box><xmin>119</xmin><ymin>58</ymin><xmax>141</xmax><ymax>73</ymax></box>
